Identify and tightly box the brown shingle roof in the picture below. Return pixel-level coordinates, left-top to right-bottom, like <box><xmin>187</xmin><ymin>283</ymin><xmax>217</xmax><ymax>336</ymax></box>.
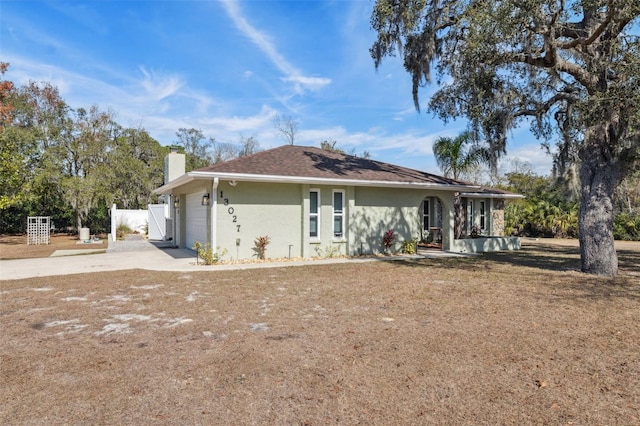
<box><xmin>460</xmin><ymin>186</ymin><xmax>523</xmax><ymax>198</ymax></box>
<box><xmin>197</xmin><ymin>145</ymin><xmax>472</xmax><ymax>186</ymax></box>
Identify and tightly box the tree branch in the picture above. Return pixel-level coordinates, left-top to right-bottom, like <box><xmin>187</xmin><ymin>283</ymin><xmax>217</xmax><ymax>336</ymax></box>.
<box><xmin>512</xmin><ymin>91</ymin><xmax>582</xmax><ymax>119</ymax></box>
<box><xmin>506</xmin><ymin>52</ymin><xmax>599</xmax><ymax>92</ymax></box>
<box><xmin>558</xmin><ymin>2</ymin><xmax>615</xmax><ymax>50</ymax></box>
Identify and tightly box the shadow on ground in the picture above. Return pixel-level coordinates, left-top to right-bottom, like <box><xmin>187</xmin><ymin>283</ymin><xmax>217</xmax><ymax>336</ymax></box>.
<box><xmin>383</xmin><ymin>242</ymin><xmax>640</xmax><ymax>299</ymax></box>
<box><xmin>482</xmin><ymin>243</ymin><xmax>582</xmax><ymax>271</ymax></box>
<box><xmin>149</xmin><ymin>241</ymin><xmax>196</xmax><ymax>260</ymax></box>
<box><xmin>395</xmin><ymin>243</ymin><xmax>639</xmax><ymax>276</ymax></box>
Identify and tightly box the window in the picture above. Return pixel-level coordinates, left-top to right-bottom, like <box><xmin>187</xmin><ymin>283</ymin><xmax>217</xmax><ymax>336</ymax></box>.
<box><xmin>423</xmin><ymin>199</ymin><xmax>430</xmax><ymax>231</ymax></box>
<box><xmin>333</xmin><ymin>190</ymin><xmax>344</xmax><ymax>238</ymax></box>
<box><xmin>468</xmin><ymin>199</ymin><xmax>475</xmax><ymax>233</ymax></box>
<box><xmin>479</xmin><ymin>201</ymin><xmax>486</xmax><ymax>231</ymax></box>
<box><xmin>309</xmin><ymin>190</ymin><xmax>319</xmax><ymax>238</ymax></box>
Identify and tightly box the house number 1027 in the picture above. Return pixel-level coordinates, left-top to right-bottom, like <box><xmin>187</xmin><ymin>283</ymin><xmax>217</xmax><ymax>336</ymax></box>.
<box><xmin>220</xmin><ymin>191</ymin><xmax>241</xmax><ymax>232</ymax></box>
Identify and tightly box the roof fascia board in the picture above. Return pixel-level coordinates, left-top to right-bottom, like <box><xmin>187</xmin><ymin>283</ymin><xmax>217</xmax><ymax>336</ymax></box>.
<box><xmin>191</xmin><ymin>171</ymin><xmax>480</xmax><ymax>191</ymax></box>
<box><xmin>153</xmin><ymin>171</ymin><xmax>215</xmax><ymax>194</ymax></box>
<box><xmin>155</xmin><ymin>171</ymin><xmax>483</xmax><ymax>194</ymax></box>
<box><xmin>459</xmin><ymin>192</ymin><xmax>524</xmax><ymax>199</ymax></box>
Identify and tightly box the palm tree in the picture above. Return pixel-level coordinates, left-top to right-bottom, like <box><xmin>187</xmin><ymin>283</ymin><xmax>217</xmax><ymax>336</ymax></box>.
<box><xmin>432</xmin><ymin>131</ymin><xmax>490</xmax><ymax>238</ymax></box>
<box><xmin>432</xmin><ymin>131</ymin><xmax>490</xmax><ymax>181</ymax></box>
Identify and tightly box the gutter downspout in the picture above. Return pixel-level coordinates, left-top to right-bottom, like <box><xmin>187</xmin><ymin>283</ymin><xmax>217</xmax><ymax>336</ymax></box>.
<box><xmin>210</xmin><ymin>177</ymin><xmax>219</xmax><ymax>250</ymax></box>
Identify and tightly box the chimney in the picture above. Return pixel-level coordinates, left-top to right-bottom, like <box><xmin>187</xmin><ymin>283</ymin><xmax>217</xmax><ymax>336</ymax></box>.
<box><xmin>164</xmin><ymin>149</ymin><xmax>186</xmax><ymax>184</ymax></box>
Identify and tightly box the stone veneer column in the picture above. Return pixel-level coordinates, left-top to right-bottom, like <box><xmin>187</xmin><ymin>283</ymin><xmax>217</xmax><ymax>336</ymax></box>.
<box><xmin>491</xmin><ymin>199</ymin><xmax>505</xmax><ymax>236</ymax></box>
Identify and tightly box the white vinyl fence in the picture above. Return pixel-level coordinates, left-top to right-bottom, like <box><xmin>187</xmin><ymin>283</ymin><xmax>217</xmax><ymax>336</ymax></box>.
<box><xmin>110</xmin><ymin>204</ymin><xmax>170</xmax><ymax>242</ymax></box>
<box><xmin>148</xmin><ymin>204</ymin><xmax>169</xmax><ymax>240</ymax></box>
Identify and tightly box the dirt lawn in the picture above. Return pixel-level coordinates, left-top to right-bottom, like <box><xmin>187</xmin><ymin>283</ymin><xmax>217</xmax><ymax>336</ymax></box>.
<box><xmin>0</xmin><ymin>234</ymin><xmax>107</xmax><ymax>260</ymax></box>
<box><xmin>1</xmin><ymin>240</ymin><xmax>639</xmax><ymax>424</ymax></box>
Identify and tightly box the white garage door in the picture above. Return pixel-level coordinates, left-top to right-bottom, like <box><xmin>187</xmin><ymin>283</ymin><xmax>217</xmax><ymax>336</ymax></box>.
<box><xmin>185</xmin><ymin>193</ymin><xmax>207</xmax><ymax>250</ymax></box>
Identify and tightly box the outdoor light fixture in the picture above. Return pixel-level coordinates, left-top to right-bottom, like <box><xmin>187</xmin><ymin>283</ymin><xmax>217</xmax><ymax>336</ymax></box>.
<box><xmin>201</xmin><ymin>193</ymin><xmax>210</xmax><ymax>206</ymax></box>
<box><xmin>173</xmin><ymin>197</ymin><xmax>180</xmax><ymax>208</ymax></box>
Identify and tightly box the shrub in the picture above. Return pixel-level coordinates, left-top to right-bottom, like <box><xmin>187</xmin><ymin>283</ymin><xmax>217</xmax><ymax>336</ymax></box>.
<box><xmin>401</xmin><ymin>238</ymin><xmax>419</xmax><ymax>254</ymax></box>
<box><xmin>382</xmin><ymin>229</ymin><xmax>396</xmax><ymax>253</ymax></box>
<box><xmin>314</xmin><ymin>245</ymin><xmax>342</xmax><ymax>258</ymax></box>
<box><xmin>116</xmin><ymin>223</ymin><xmax>132</xmax><ymax>240</ymax></box>
<box><xmin>470</xmin><ymin>226</ymin><xmax>482</xmax><ymax>238</ymax></box>
<box><xmin>193</xmin><ymin>241</ymin><xmax>226</xmax><ymax>265</ymax></box>
<box><xmin>613</xmin><ymin>213</ymin><xmax>640</xmax><ymax>241</ymax></box>
<box><xmin>253</xmin><ymin>235</ymin><xmax>271</xmax><ymax>260</ymax></box>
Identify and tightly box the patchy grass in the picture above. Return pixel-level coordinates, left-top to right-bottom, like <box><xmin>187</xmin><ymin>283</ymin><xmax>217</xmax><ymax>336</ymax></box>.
<box><xmin>1</xmin><ymin>242</ymin><xmax>639</xmax><ymax>424</ymax></box>
<box><xmin>0</xmin><ymin>234</ymin><xmax>107</xmax><ymax>260</ymax></box>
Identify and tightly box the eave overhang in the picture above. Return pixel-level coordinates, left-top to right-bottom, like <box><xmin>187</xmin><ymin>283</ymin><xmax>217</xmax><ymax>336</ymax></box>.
<box><xmin>154</xmin><ymin>171</ymin><xmax>482</xmax><ymax>195</ymax></box>
<box><xmin>459</xmin><ymin>192</ymin><xmax>524</xmax><ymax>199</ymax></box>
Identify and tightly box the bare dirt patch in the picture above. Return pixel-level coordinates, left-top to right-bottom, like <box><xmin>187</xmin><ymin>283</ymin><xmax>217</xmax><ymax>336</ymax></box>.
<box><xmin>1</xmin><ymin>243</ymin><xmax>639</xmax><ymax>424</ymax></box>
<box><xmin>0</xmin><ymin>234</ymin><xmax>107</xmax><ymax>260</ymax></box>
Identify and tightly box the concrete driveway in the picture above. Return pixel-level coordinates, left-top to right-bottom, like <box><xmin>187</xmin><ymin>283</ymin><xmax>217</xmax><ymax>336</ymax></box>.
<box><xmin>0</xmin><ymin>238</ymin><xmax>372</xmax><ymax>281</ymax></box>
<box><xmin>1</xmin><ymin>238</ymin><xmax>194</xmax><ymax>280</ymax></box>
<box><xmin>0</xmin><ymin>237</ymin><xmax>467</xmax><ymax>281</ymax></box>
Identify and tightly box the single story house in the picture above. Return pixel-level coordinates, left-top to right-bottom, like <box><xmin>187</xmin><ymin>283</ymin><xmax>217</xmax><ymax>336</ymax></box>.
<box><xmin>154</xmin><ymin>145</ymin><xmax>522</xmax><ymax>260</ymax></box>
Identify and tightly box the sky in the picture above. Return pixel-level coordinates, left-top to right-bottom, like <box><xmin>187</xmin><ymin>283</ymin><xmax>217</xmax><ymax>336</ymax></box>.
<box><xmin>1</xmin><ymin>0</ymin><xmax>555</xmax><ymax>176</ymax></box>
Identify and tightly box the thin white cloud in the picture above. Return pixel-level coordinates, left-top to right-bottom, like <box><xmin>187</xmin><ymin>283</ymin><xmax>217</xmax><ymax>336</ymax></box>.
<box><xmin>4</xmin><ymin>55</ymin><xmax>219</xmax><ymax>132</ymax></box>
<box><xmin>393</xmin><ymin>106</ymin><xmax>420</xmax><ymax>121</ymax></box>
<box><xmin>501</xmin><ymin>144</ymin><xmax>554</xmax><ymax>176</ymax></box>
<box><xmin>200</xmin><ymin>105</ymin><xmax>278</xmax><ymax>134</ymax></box>
<box><xmin>220</xmin><ymin>0</ymin><xmax>331</xmax><ymax>94</ymax></box>
<box><xmin>284</xmin><ymin>75</ymin><xmax>332</xmax><ymax>94</ymax></box>
<box><xmin>138</xmin><ymin>67</ymin><xmax>184</xmax><ymax>101</ymax></box>
<box><xmin>298</xmin><ymin>126</ymin><xmax>442</xmax><ymax>158</ymax></box>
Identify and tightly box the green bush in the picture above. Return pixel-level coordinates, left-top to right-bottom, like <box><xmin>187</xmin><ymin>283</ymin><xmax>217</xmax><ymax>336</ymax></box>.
<box><xmin>116</xmin><ymin>223</ymin><xmax>132</xmax><ymax>240</ymax></box>
<box><xmin>613</xmin><ymin>213</ymin><xmax>640</xmax><ymax>241</ymax></box>
<box><xmin>314</xmin><ymin>245</ymin><xmax>342</xmax><ymax>258</ymax></box>
<box><xmin>193</xmin><ymin>241</ymin><xmax>226</xmax><ymax>265</ymax></box>
<box><xmin>401</xmin><ymin>238</ymin><xmax>419</xmax><ymax>254</ymax></box>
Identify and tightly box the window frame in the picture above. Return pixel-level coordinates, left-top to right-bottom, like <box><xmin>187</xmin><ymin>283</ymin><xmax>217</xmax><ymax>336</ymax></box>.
<box><xmin>309</xmin><ymin>189</ymin><xmax>320</xmax><ymax>239</ymax></box>
<box><xmin>479</xmin><ymin>200</ymin><xmax>486</xmax><ymax>231</ymax></box>
<box><xmin>468</xmin><ymin>199</ymin><xmax>475</xmax><ymax>234</ymax></box>
<box><xmin>332</xmin><ymin>190</ymin><xmax>345</xmax><ymax>240</ymax></box>
<box><xmin>423</xmin><ymin>198</ymin><xmax>431</xmax><ymax>231</ymax></box>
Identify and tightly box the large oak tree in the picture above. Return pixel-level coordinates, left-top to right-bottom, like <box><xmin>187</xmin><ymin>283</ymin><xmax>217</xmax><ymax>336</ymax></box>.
<box><xmin>371</xmin><ymin>0</ymin><xmax>640</xmax><ymax>276</ymax></box>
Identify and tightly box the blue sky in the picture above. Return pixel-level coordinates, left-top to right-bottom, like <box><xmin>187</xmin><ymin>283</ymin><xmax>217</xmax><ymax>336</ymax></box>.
<box><xmin>1</xmin><ymin>0</ymin><xmax>554</xmax><ymax>176</ymax></box>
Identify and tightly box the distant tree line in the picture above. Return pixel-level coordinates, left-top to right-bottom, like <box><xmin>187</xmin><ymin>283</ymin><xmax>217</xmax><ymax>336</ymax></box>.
<box><xmin>432</xmin><ymin>132</ymin><xmax>639</xmax><ymax>241</ymax></box>
<box><xmin>0</xmin><ymin>64</ymin><xmax>259</xmax><ymax>234</ymax></box>
<box><xmin>502</xmin><ymin>169</ymin><xmax>640</xmax><ymax>241</ymax></box>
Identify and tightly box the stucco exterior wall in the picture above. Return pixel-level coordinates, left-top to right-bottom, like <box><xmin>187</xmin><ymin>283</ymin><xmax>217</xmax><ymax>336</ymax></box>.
<box><xmin>450</xmin><ymin>236</ymin><xmax>521</xmax><ymax>253</ymax></box>
<box><xmin>348</xmin><ymin>187</ymin><xmax>421</xmax><ymax>255</ymax></box>
<box><xmin>173</xmin><ymin>179</ymin><xmax>515</xmax><ymax>260</ymax></box>
<box><xmin>213</xmin><ymin>182</ymin><xmax>460</xmax><ymax>259</ymax></box>
<box><xmin>215</xmin><ymin>181</ymin><xmax>303</xmax><ymax>260</ymax></box>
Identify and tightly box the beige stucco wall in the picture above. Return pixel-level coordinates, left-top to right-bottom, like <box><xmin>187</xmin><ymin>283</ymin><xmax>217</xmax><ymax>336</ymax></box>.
<box><xmin>173</xmin><ymin>179</ymin><xmax>516</xmax><ymax>260</ymax></box>
<box><xmin>213</xmin><ymin>182</ymin><xmax>459</xmax><ymax>259</ymax></box>
<box><xmin>215</xmin><ymin>181</ymin><xmax>303</xmax><ymax>260</ymax></box>
<box><xmin>450</xmin><ymin>236</ymin><xmax>521</xmax><ymax>253</ymax></box>
<box><xmin>348</xmin><ymin>187</ymin><xmax>457</xmax><ymax>255</ymax></box>
<box><xmin>349</xmin><ymin>187</ymin><xmax>421</xmax><ymax>255</ymax></box>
